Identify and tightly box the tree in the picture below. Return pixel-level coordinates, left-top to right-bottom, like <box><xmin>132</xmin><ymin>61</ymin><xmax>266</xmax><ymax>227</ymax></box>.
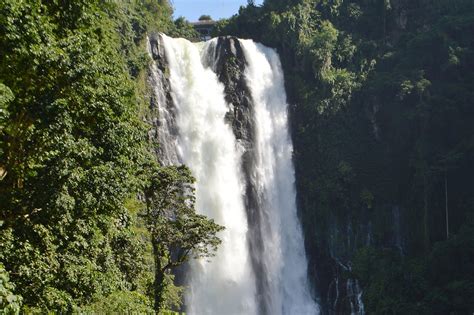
<box><xmin>198</xmin><ymin>15</ymin><xmax>212</xmax><ymax>21</ymax></box>
<box><xmin>172</xmin><ymin>17</ymin><xmax>200</xmax><ymax>40</ymax></box>
<box><xmin>143</xmin><ymin>166</ymin><xmax>224</xmax><ymax>312</ymax></box>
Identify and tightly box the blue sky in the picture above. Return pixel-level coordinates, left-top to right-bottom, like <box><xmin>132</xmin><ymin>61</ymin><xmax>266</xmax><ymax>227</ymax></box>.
<box><xmin>170</xmin><ymin>0</ymin><xmax>264</xmax><ymax>22</ymax></box>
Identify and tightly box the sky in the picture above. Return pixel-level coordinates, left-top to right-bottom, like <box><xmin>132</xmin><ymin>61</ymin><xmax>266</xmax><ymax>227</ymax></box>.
<box><xmin>170</xmin><ymin>0</ymin><xmax>264</xmax><ymax>22</ymax></box>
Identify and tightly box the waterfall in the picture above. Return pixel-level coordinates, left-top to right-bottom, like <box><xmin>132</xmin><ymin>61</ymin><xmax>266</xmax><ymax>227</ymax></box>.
<box><xmin>161</xmin><ymin>34</ymin><xmax>257</xmax><ymax>314</ymax></box>
<box><xmin>155</xmin><ymin>34</ymin><xmax>319</xmax><ymax>315</ymax></box>
<box><xmin>239</xmin><ymin>40</ymin><xmax>318</xmax><ymax>314</ymax></box>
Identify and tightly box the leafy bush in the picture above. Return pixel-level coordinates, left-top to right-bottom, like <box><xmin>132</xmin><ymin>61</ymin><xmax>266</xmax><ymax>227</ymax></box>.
<box><xmin>0</xmin><ymin>263</ymin><xmax>22</xmax><ymax>315</ymax></box>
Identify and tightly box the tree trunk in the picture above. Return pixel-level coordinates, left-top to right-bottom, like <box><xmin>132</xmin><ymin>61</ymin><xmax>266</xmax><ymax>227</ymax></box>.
<box><xmin>153</xmin><ymin>241</ymin><xmax>166</xmax><ymax>314</ymax></box>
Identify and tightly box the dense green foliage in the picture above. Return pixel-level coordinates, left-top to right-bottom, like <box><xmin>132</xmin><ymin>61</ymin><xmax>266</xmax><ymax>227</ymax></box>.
<box><xmin>220</xmin><ymin>0</ymin><xmax>474</xmax><ymax>313</ymax></box>
<box><xmin>0</xmin><ymin>0</ymin><xmax>219</xmax><ymax>313</ymax></box>
<box><xmin>172</xmin><ymin>17</ymin><xmax>200</xmax><ymax>41</ymax></box>
<box><xmin>0</xmin><ymin>263</ymin><xmax>22</xmax><ymax>314</ymax></box>
<box><xmin>353</xmin><ymin>222</ymin><xmax>474</xmax><ymax>314</ymax></box>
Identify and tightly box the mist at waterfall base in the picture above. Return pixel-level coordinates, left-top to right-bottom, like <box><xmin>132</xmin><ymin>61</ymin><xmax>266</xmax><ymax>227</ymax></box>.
<box><xmin>152</xmin><ymin>34</ymin><xmax>320</xmax><ymax>315</ymax></box>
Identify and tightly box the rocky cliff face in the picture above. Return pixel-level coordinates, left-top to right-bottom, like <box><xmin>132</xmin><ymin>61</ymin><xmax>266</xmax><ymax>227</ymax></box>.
<box><xmin>210</xmin><ymin>37</ymin><xmax>255</xmax><ymax>146</ymax></box>
<box><xmin>147</xmin><ymin>34</ymin><xmax>179</xmax><ymax>166</ymax></box>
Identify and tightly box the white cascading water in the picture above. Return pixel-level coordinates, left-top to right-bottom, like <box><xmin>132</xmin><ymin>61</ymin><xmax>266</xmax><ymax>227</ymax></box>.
<box><xmin>239</xmin><ymin>39</ymin><xmax>319</xmax><ymax>315</ymax></box>
<box><xmin>161</xmin><ymin>34</ymin><xmax>258</xmax><ymax>315</ymax></box>
<box><xmin>159</xmin><ymin>34</ymin><xmax>319</xmax><ymax>314</ymax></box>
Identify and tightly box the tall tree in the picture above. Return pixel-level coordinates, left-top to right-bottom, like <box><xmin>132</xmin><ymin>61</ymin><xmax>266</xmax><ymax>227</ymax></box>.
<box><xmin>144</xmin><ymin>165</ymin><xmax>224</xmax><ymax>312</ymax></box>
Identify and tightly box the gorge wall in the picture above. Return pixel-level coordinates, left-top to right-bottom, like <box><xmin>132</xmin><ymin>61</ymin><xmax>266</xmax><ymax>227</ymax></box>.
<box><xmin>216</xmin><ymin>1</ymin><xmax>474</xmax><ymax>314</ymax></box>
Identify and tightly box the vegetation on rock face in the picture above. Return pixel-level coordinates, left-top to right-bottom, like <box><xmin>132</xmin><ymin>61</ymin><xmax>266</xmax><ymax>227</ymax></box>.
<box><xmin>172</xmin><ymin>17</ymin><xmax>200</xmax><ymax>41</ymax></box>
<box><xmin>353</xmin><ymin>223</ymin><xmax>474</xmax><ymax>314</ymax></box>
<box><xmin>0</xmin><ymin>0</ymin><xmax>220</xmax><ymax>313</ymax></box>
<box><xmin>219</xmin><ymin>0</ymin><xmax>474</xmax><ymax>313</ymax></box>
